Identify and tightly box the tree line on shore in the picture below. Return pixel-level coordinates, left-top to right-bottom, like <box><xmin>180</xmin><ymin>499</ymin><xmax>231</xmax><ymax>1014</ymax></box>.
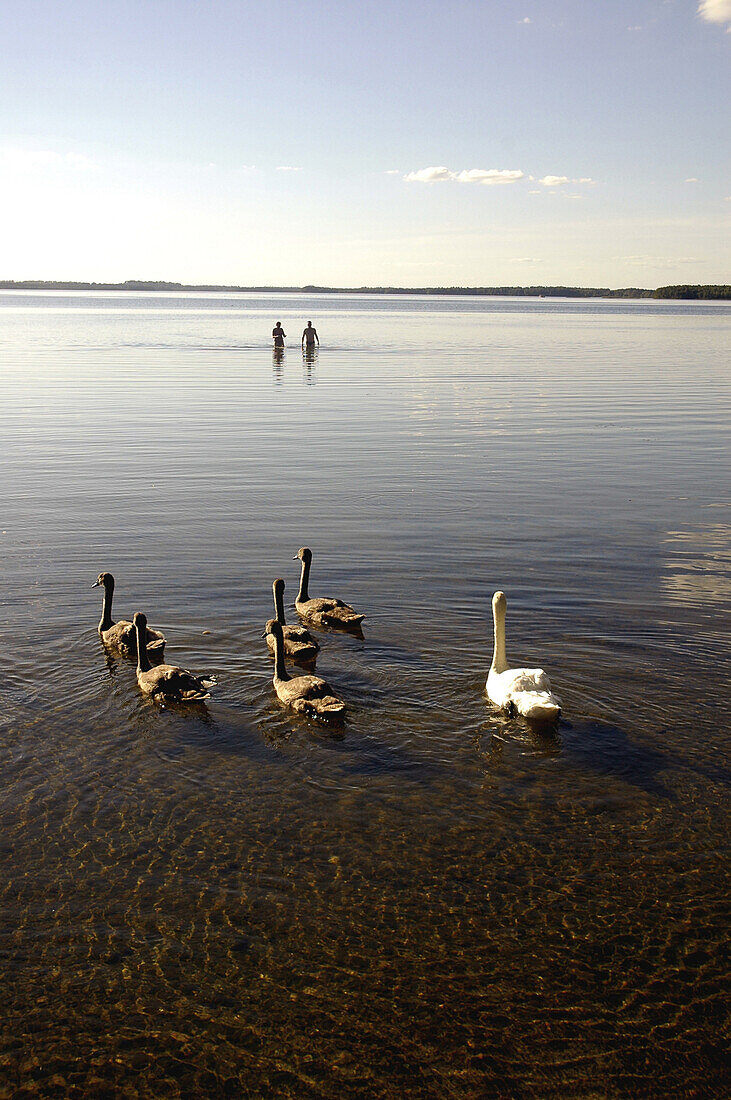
<box><xmin>0</xmin><ymin>279</ymin><xmax>728</xmax><ymax>300</ymax></box>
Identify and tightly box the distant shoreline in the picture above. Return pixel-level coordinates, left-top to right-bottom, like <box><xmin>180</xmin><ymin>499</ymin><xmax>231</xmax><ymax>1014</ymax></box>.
<box><xmin>0</xmin><ymin>280</ymin><xmax>729</xmax><ymax>300</ymax></box>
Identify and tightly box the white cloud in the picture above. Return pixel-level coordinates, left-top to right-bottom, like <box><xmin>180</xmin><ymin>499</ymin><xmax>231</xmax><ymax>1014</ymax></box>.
<box><xmin>518</xmin><ymin>17</ymin><xmax>532</xmax><ymax>24</ymax></box>
<box><xmin>698</xmin><ymin>0</ymin><xmax>731</xmax><ymax>26</ymax></box>
<box><xmin>404</xmin><ymin>166</ymin><xmax>524</xmax><ymax>185</ymax></box>
<box><xmin>384</xmin><ymin>169</ymin><xmax>401</xmax><ymax>175</ymax></box>
<box><xmin>404</xmin><ymin>166</ymin><xmax>453</xmax><ymax>183</ymax></box>
<box><xmin>685</xmin><ymin>177</ymin><xmax>699</xmax><ymax>183</ymax></box>
<box><xmin>510</xmin><ymin>257</ymin><xmax>543</xmax><ymax>263</ymax></box>
<box><xmin>539</xmin><ymin>175</ymin><xmax>570</xmax><ymax>187</ymax></box>
<box><xmin>276</xmin><ymin>165</ymin><xmax>303</xmax><ymax>172</ymax></box>
<box><xmin>456</xmin><ymin>168</ymin><xmax>524</xmax><ymax>184</ymax></box>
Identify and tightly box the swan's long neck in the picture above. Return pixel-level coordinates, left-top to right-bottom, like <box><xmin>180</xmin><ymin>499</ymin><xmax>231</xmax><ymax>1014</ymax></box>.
<box><xmin>491</xmin><ymin>600</ymin><xmax>508</xmax><ymax>674</ymax></box>
<box><xmin>100</xmin><ymin>583</ymin><xmax>114</xmax><ymax>631</ymax></box>
<box><xmin>273</xmin><ymin>630</ymin><xmax>290</xmax><ymax>681</ymax></box>
<box><xmin>136</xmin><ymin>620</ymin><xmax>152</xmax><ymax>673</ymax></box>
<box><xmin>273</xmin><ymin>583</ymin><xmax>287</xmax><ymax>625</ymax></box>
<box><xmin>297</xmin><ymin>556</ymin><xmax>310</xmax><ymax>602</ymax></box>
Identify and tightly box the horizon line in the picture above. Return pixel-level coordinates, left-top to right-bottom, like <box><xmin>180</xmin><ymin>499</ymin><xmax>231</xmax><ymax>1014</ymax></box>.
<box><xmin>2</xmin><ymin>279</ymin><xmax>730</xmax><ymax>299</ymax></box>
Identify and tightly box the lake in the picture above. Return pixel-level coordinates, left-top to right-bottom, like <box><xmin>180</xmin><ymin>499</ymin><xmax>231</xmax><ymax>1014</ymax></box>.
<box><xmin>0</xmin><ymin>291</ymin><xmax>728</xmax><ymax>1096</ymax></box>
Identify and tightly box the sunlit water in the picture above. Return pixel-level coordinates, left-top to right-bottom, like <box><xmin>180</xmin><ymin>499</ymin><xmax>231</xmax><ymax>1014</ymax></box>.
<box><xmin>0</xmin><ymin>291</ymin><xmax>728</xmax><ymax>1096</ymax></box>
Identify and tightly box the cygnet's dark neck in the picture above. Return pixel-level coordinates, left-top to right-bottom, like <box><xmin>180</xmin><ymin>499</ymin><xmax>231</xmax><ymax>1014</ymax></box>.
<box><xmin>273</xmin><ymin>630</ymin><xmax>290</xmax><ymax>681</ymax></box>
<box><xmin>297</xmin><ymin>556</ymin><xmax>310</xmax><ymax>602</ymax></box>
<box><xmin>136</xmin><ymin>620</ymin><xmax>152</xmax><ymax>673</ymax></box>
<box><xmin>273</xmin><ymin>583</ymin><xmax>287</xmax><ymax>625</ymax></box>
<box><xmin>100</xmin><ymin>583</ymin><xmax>115</xmax><ymax>631</ymax></box>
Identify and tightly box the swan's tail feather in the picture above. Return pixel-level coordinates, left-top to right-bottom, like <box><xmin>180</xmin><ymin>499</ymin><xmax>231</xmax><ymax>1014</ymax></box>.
<box><xmin>294</xmin><ymin>695</ymin><xmax>346</xmax><ymax>720</ymax></box>
<box><xmin>515</xmin><ymin>691</ymin><xmax>562</xmax><ymax>722</ymax></box>
<box><xmin>321</xmin><ymin>607</ymin><xmax>364</xmax><ymax>628</ymax></box>
<box><xmin>336</xmin><ymin>611</ymin><xmax>364</xmax><ymax>626</ymax></box>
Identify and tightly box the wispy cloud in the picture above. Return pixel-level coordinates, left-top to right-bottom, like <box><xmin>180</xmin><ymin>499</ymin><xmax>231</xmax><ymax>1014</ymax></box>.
<box><xmin>697</xmin><ymin>0</ymin><xmax>731</xmax><ymax>27</ymax></box>
<box><xmin>538</xmin><ymin>174</ymin><xmax>595</xmax><ymax>187</ymax></box>
<box><xmin>620</xmin><ymin>255</ymin><xmax>701</xmax><ymax>268</ymax></box>
<box><xmin>518</xmin><ymin>17</ymin><xmax>532</xmax><ymax>24</ymax></box>
<box><xmin>384</xmin><ymin>169</ymin><xmax>401</xmax><ymax>175</ymax></box>
<box><xmin>685</xmin><ymin>177</ymin><xmax>699</xmax><ymax>183</ymax></box>
<box><xmin>276</xmin><ymin>165</ymin><xmax>303</xmax><ymax>172</ymax></box>
<box><xmin>510</xmin><ymin>257</ymin><xmax>543</xmax><ymax>263</ymax></box>
<box><xmin>404</xmin><ymin>166</ymin><xmax>524</xmax><ymax>185</ymax></box>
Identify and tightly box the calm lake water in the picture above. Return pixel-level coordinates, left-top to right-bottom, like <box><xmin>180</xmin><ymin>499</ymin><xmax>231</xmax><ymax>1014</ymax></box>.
<box><xmin>0</xmin><ymin>291</ymin><xmax>729</xmax><ymax>1096</ymax></box>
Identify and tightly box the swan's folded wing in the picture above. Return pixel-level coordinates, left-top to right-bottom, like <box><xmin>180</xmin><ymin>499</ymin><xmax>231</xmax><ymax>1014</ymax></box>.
<box><xmin>285</xmin><ymin>625</ymin><xmax>319</xmax><ymax>645</ymax></box>
<box><xmin>157</xmin><ymin>668</ymin><xmax>214</xmax><ymax>696</ymax></box>
<box><xmin>294</xmin><ymin>674</ymin><xmax>329</xmax><ymax>698</ymax></box>
<box><xmin>506</xmin><ymin>667</ymin><xmax>552</xmax><ymax>695</ymax></box>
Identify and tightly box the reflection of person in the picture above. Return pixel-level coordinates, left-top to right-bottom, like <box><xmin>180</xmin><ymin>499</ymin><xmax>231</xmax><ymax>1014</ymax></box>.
<box><xmin>272</xmin><ymin>321</ymin><xmax>286</xmax><ymax>348</ymax></box>
<box><xmin>301</xmin><ymin>321</ymin><xmax>319</xmax><ymax>350</ymax></box>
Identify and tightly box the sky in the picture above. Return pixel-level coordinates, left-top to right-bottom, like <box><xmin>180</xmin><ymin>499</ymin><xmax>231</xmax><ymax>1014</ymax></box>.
<box><xmin>0</xmin><ymin>0</ymin><xmax>729</xmax><ymax>288</ymax></box>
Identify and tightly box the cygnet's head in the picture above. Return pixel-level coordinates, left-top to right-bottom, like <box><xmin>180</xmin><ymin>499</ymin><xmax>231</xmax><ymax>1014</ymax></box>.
<box><xmin>492</xmin><ymin>591</ymin><xmax>506</xmax><ymax>614</ymax></box>
<box><xmin>93</xmin><ymin>572</ymin><xmax>114</xmax><ymax>590</ymax></box>
<box><xmin>295</xmin><ymin>547</ymin><xmax>312</xmax><ymax>563</ymax></box>
<box><xmin>266</xmin><ymin>619</ymin><xmax>284</xmax><ymax>641</ymax></box>
<box><xmin>272</xmin><ymin>577</ymin><xmax>285</xmax><ymax>594</ymax></box>
<box><xmin>133</xmin><ymin>611</ymin><xmax>148</xmax><ymax>630</ymax></box>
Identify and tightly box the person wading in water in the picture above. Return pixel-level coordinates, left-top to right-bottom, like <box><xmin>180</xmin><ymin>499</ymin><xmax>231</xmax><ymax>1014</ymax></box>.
<box><xmin>301</xmin><ymin>321</ymin><xmax>319</xmax><ymax>351</ymax></box>
<box><xmin>272</xmin><ymin>321</ymin><xmax>286</xmax><ymax>348</ymax></box>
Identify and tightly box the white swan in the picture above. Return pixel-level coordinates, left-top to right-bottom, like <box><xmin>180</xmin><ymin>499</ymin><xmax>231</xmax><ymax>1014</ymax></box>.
<box><xmin>487</xmin><ymin>591</ymin><xmax>561</xmax><ymax>722</ymax></box>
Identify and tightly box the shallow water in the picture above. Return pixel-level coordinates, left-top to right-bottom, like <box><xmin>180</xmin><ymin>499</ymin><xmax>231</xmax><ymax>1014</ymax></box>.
<box><xmin>0</xmin><ymin>291</ymin><xmax>729</xmax><ymax>1096</ymax></box>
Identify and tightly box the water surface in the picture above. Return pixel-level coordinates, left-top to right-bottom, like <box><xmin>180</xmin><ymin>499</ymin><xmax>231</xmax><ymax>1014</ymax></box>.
<box><xmin>0</xmin><ymin>292</ymin><xmax>728</xmax><ymax>1096</ymax></box>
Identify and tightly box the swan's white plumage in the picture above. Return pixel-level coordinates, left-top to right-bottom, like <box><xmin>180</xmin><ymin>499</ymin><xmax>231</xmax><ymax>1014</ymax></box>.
<box><xmin>486</xmin><ymin>591</ymin><xmax>561</xmax><ymax>722</ymax></box>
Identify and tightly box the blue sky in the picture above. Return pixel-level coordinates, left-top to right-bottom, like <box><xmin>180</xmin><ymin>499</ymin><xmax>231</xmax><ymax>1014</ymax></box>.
<box><xmin>1</xmin><ymin>0</ymin><xmax>729</xmax><ymax>286</ymax></box>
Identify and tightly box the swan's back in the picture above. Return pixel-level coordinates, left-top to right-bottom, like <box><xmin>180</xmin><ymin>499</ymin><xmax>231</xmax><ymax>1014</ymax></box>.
<box><xmin>487</xmin><ymin>665</ymin><xmax>560</xmax><ymax>720</ymax></box>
